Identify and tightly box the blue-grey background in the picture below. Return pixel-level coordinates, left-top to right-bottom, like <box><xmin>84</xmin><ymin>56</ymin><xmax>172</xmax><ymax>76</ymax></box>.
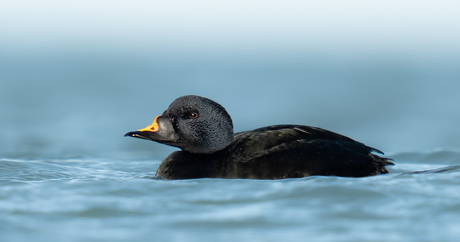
<box><xmin>1</xmin><ymin>1</ymin><xmax>460</xmax><ymax>241</ymax></box>
<box><xmin>2</xmin><ymin>0</ymin><xmax>459</xmax><ymax>159</ymax></box>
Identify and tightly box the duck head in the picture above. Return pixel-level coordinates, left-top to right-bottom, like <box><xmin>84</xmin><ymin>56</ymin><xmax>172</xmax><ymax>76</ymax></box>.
<box><xmin>124</xmin><ymin>95</ymin><xmax>234</xmax><ymax>154</ymax></box>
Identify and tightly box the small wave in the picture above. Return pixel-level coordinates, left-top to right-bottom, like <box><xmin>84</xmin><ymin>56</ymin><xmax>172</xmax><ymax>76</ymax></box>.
<box><xmin>0</xmin><ymin>158</ymin><xmax>73</xmax><ymax>182</ymax></box>
<box><xmin>399</xmin><ymin>164</ymin><xmax>460</xmax><ymax>175</ymax></box>
<box><xmin>0</xmin><ymin>158</ymin><xmax>158</xmax><ymax>183</ymax></box>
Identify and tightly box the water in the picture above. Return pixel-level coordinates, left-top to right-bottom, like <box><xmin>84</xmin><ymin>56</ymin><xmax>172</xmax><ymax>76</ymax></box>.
<box><xmin>2</xmin><ymin>1</ymin><xmax>460</xmax><ymax>241</ymax></box>
<box><xmin>1</xmin><ymin>151</ymin><xmax>460</xmax><ymax>242</ymax></box>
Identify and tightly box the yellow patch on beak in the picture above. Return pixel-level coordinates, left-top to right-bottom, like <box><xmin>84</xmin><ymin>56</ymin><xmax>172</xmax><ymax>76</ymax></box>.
<box><xmin>137</xmin><ymin>115</ymin><xmax>160</xmax><ymax>132</ymax></box>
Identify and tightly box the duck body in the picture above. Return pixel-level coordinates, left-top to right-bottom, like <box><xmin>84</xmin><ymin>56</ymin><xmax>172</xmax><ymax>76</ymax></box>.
<box><xmin>125</xmin><ymin>95</ymin><xmax>393</xmax><ymax>180</ymax></box>
<box><xmin>156</xmin><ymin>125</ymin><xmax>392</xmax><ymax>179</ymax></box>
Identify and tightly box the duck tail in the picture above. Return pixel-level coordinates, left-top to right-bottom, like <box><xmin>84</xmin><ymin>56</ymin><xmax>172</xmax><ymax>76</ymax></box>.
<box><xmin>370</xmin><ymin>153</ymin><xmax>394</xmax><ymax>175</ymax></box>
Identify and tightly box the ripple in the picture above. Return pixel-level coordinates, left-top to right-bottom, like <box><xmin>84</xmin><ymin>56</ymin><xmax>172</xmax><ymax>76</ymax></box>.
<box><xmin>1</xmin><ymin>153</ymin><xmax>460</xmax><ymax>242</ymax></box>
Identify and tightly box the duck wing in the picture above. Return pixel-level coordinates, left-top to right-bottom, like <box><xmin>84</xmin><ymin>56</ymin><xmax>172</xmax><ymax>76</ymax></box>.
<box><xmin>228</xmin><ymin>125</ymin><xmax>393</xmax><ymax>178</ymax></box>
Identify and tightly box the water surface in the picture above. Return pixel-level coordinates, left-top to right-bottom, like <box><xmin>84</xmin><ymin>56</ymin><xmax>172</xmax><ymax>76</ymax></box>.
<box><xmin>1</xmin><ymin>150</ymin><xmax>460</xmax><ymax>242</ymax></box>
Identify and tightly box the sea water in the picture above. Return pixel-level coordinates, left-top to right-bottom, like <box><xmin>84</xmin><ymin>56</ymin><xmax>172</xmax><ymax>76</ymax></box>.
<box><xmin>1</xmin><ymin>150</ymin><xmax>460</xmax><ymax>242</ymax></box>
<box><xmin>2</xmin><ymin>2</ymin><xmax>460</xmax><ymax>240</ymax></box>
<box><xmin>2</xmin><ymin>54</ymin><xmax>460</xmax><ymax>241</ymax></box>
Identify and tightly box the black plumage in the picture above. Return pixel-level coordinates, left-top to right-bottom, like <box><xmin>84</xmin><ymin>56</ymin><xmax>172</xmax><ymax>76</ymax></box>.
<box><xmin>125</xmin><ymin>95</ymin><xmax>393</xmax><ymax>180</ymax></box>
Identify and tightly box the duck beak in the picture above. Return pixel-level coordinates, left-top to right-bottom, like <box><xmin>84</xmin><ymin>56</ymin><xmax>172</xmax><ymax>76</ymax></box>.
<box><xmin>124</xmin><ymin>115</ymin><xmax>179</xmax><ymax>142</ymax></box>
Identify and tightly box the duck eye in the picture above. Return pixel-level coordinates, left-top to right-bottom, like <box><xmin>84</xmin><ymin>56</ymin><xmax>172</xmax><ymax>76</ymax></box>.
<box><xmin>189</xmin><ymin>112</ymin><xmax>199</xmax><ymax>119</ymax></box>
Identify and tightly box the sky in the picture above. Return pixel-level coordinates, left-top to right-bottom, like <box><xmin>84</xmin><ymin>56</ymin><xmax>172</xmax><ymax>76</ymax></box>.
<box><xmin>2</xmin><ymin>0</ymin><xmax>459</xmax><ymax>57</ymax></box>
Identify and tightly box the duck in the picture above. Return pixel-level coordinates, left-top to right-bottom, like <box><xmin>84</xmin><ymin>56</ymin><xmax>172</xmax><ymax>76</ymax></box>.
<box><xmin>124</xmin><ymin>95</ymin><xmax>393</xmax><ymax>180</ymax></box>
